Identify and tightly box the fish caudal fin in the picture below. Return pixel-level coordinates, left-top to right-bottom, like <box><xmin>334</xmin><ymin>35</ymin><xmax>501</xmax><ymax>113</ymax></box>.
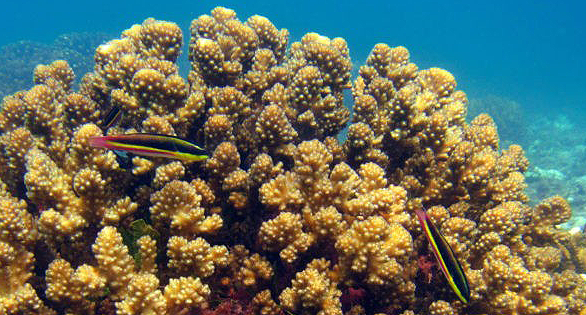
<box><xmin>414</xmin><ymin>208</ymin><xmax>428</xmax><ymax>226</ymax></box>
<box><xmin>89</xmin><ymin>136</ymin><xmax>109</xmax><ymax>148</ymax></box>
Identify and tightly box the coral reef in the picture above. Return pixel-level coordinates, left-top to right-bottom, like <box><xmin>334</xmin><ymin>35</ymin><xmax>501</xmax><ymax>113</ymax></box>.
<box><xmin>523</xmin><ymin>113</ymin><xmax>586</xmax><ymax>228</ymax></box>
<box><xmin>468</xmin><ymin>95</ymin><xmax>586</xmax><ymax>229</ymax></box>
<box><xmin>0</xmin><ymin>32</ymin><xmax>112</xmax><ymax>98</ymax></box>
<box><xmin>468</xmin><ymin>95</ymin><xmax>527</xmax><ymax>146</ymax></box>
<box><xmin>0</xmin><ymin>6</ymin><xmax>585</xmax><ymax>315</ymax></box>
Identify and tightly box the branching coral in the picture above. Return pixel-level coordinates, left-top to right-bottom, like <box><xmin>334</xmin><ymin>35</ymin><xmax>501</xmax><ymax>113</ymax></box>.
<box><xmin>0</xmin><ymin>194</ymin><xmax>50</xmax><ymax>314</ymax></box>
<box><xmin>335</xmin><ymin>216</ymin><xmax>415</xmax><ymax>310</ymax></box>
<box><xmin>477</xmin><ymin>245</ymin><xmax>568</xmax><ymax>314</ymax></box>
<box><xmin>228</xmin><ymin>245</ymin><xmax>274</xmax><ymax>290</ymax></box>
<box><xmin>167</xmin><ymin>235</ymin><xmax>229</xmax><ymax>277</ymax></box>
<box><xmin>150</xmin><ymin>180</ymin><xmax>223</xmax><ymax>235</ymax></box>
<box><xmin>0</xmin><ymin>6</ymin><xmax>584</xmax><ymax>315</ymax></box>
<box><xmin>280</xmin><ymin>258</ymin><xmax>343</xmax><ymax>315</ymax></box>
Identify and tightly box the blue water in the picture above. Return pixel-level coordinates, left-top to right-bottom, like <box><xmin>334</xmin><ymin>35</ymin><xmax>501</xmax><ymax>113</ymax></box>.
<box><xmin>2</xmin><ymin>0</ymin><xmax>585</xmax><ymax>118</ymax></box>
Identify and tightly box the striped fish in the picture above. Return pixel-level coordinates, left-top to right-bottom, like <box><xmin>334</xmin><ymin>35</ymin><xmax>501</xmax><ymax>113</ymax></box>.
<box><xmin>89</xmin><ymin>133</ymin><xmax>209</xmax><ymax>162</ymax></box>
<box><xmin>415</xmin><ymin>209</ymin><xmax>470</xmax><ymax>304</ymax></box>
<box><xmin>101</xmin><ymin>106</ymin><xmax>122</xmax><ymax>130</ymax></box>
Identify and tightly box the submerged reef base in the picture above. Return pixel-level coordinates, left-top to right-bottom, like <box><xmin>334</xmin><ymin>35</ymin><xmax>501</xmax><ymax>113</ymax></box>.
<box><xmin>1</xmin><ymin>6</ymin><xmax>585</xmax><ymax>315</ymax></box>
<box><xmin>0</xmin><ymin>32</ymin><xmax>113</xmax><ymax>98</ymax></box>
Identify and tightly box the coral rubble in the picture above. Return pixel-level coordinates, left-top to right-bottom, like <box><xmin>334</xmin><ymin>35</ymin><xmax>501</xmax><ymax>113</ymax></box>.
<box><xmin>0</xmin><ymin>6</ymin><xmax>585</xmax><ymax>315</ymax></box>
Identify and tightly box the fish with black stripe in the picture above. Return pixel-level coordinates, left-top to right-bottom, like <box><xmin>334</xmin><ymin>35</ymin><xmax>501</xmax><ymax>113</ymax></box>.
<box><xmin>89</xmin><ymin>133</ymin><xmax>209</xmax><ymax>162</ymax></box>
<box><xmin>415</xmin><ymin>208</ymin><xmax>471</xmax><ymax>304</ymax></box>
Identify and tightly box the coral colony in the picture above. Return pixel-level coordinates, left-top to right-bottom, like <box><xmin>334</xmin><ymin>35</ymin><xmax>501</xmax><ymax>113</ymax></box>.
<box><xmin>1</xmin><ymin>6</ymin><xmax>585</xmax><ymax>315</ymax></box>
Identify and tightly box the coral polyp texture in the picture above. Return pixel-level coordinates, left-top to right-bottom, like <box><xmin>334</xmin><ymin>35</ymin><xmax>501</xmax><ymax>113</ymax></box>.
<box><xmin>0</xmin><ymin>6</ymin><xmax>584</xmax><ymax>315</ymax></box>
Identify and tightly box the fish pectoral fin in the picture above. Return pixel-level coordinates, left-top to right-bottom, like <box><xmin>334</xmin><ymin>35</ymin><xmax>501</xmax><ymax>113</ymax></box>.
<box><xmin>114</xmin><ymin>150</ymin><xmax>134</xmax><ymax>169</ymax></box>
<box><xmin>113</xmin><ymin>150</ymin><xmax>128</xmax><ymax>158</ymax></box>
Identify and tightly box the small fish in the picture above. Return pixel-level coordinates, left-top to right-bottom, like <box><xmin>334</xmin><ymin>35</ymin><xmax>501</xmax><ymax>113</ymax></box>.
<box><xmin>415</xmin><ymin>209</ymin><xmax>470</xmax><ymax>304</ymax></box>
<box><xmin>101</xmin><ymin>106</ymin><xmax>122</xmax><ymax>130</ymax></box>
<box><xmin>89</xmin><ymin>133</ymin><xmax>209</xmax><ymax>162</ymax></box>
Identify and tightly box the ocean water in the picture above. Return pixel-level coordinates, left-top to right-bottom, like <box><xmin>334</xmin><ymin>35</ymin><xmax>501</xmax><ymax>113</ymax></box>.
<box><xmin>1</xmin><ymin>1</ymin><xmax>585</xmax><ymax>313</ymax></box>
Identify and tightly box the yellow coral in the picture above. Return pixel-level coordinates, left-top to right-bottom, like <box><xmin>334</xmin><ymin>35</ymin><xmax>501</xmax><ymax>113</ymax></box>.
<box><xmin>335</xmin><ymin>216</ymin><xmax>413</xmax><ymax>287</ymax></box>
<box><xmin>0</xmin><ymin>241</ymin><xmax>43</xmax><ymax>313</ymax></box>
<box><xmin>229</xmin><ymin>245</ymin><xmax>274</xmax><ymax>289</ymax></box>
<box><xmin>139</xmin><ymin>19</ymin><xmax>183</xmax><ymax>61</ymax></box>
<box><xmin>167</xmin><ymin>236</ymin><xmax>228</xmax><ymax>277</ymax></box>
<box><xmin>280</xmin><ymin>259</ymin><xmax>342</xmax><ymax>315</ymax></box>
<box><xmin>164</xmin><ymin>276</ymin><xmax>210</xmax><ymax>313</ymax></box>
<box><xmin>92</xmin><ymin>226</ymin><xmax>135</xmax><ymax>298</ymax></box>
<box><xmin>258</xmin><ymin>212</ymin><xmax>314</xmax><ymax>263</ymax></box>
<box><xmin>0</xmin><ymin>94</ymin><xmax>28</xmax><ymax>132</ymax></box>
<box><xmin>0</xmin><ymin>128</ymin><xmax>37</xmax><ymax>192</ymax></box>
<box><xmin>45</xmin><ymin>259</ymin><xmax>90</xmax><ymax>312</ymax></box>
<box><xmin>428</xmin><ymin>300</ymin><xmax>456</xmax><ymax>315</ymax></box>
<box><xmin>136</xmin><ymin>235</ymin><xmax>158</xmax><ymax>274</ymax></box>
<box><xmin>25</xmin><ymin>148</ymin><xmax>87</xmax><ymax>244</ymax></box>
<box><xmin>256</xmin><ymin>104</ymin><xmax>298</xmax><ymax>147</ymax></box>
<box><xmin>251</xmin><ymin>289</ymin><xmax>282</xmax><ymax>315</ymax></box>
<box><xmin>150</xmin><ymin>180</ymin><xmax>222</xmax><ymax>235</ymax></box>
<box><xmin>480</xmin><ymin>245</ymin><xmax>570</xmax><ymax>314</ymax></box>
<box><xmin>0</xmin><ymin>283</ymin><xmax>56</xmax><ymax>315</ymax></box>
<box><xmin>259</xmin><ymin>172</ymin><xmax>303</xmax><ymax>212</ymax></box>
<box><xmin>0</xmin><ymin>196</ymin><xmax>36</xmax><ymax>246</ymax></box>
<box><xmin>34</xmin><ymin>60</ymin><xmax>75</xmax><ymax>91</ymax></box>
<box><xmin>115</xmin><ymin>273</ymin><xmax>167</xmax><ymax>315</ymax></box>
<box><xmin>73</xmin><ymin>264</ymin><xmax>107</xmax><ymax>300</ymax></box>
<box><xmin>152</xmin><ymin>161</ymin><xmax>185</xmax><ymax>188</ymax></box>
<box><xmin>205</xmin><ymin>141</ymin><xmax>241</xmax><ymax>178</ymax></box>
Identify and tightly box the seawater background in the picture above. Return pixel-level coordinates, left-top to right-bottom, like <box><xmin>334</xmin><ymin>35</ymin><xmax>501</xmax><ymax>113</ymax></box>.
<box><xmin>1</xmin><ymin>0</ymin><xmax>585</xmax><ymax>227</ymax></box>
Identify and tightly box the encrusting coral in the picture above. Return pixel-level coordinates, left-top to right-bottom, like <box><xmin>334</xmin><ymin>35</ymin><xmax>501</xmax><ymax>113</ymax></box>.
<box><xmin>0</xmin><ymin>6</ymin><xmax>585</xmax><ymax>315</ymax></box>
